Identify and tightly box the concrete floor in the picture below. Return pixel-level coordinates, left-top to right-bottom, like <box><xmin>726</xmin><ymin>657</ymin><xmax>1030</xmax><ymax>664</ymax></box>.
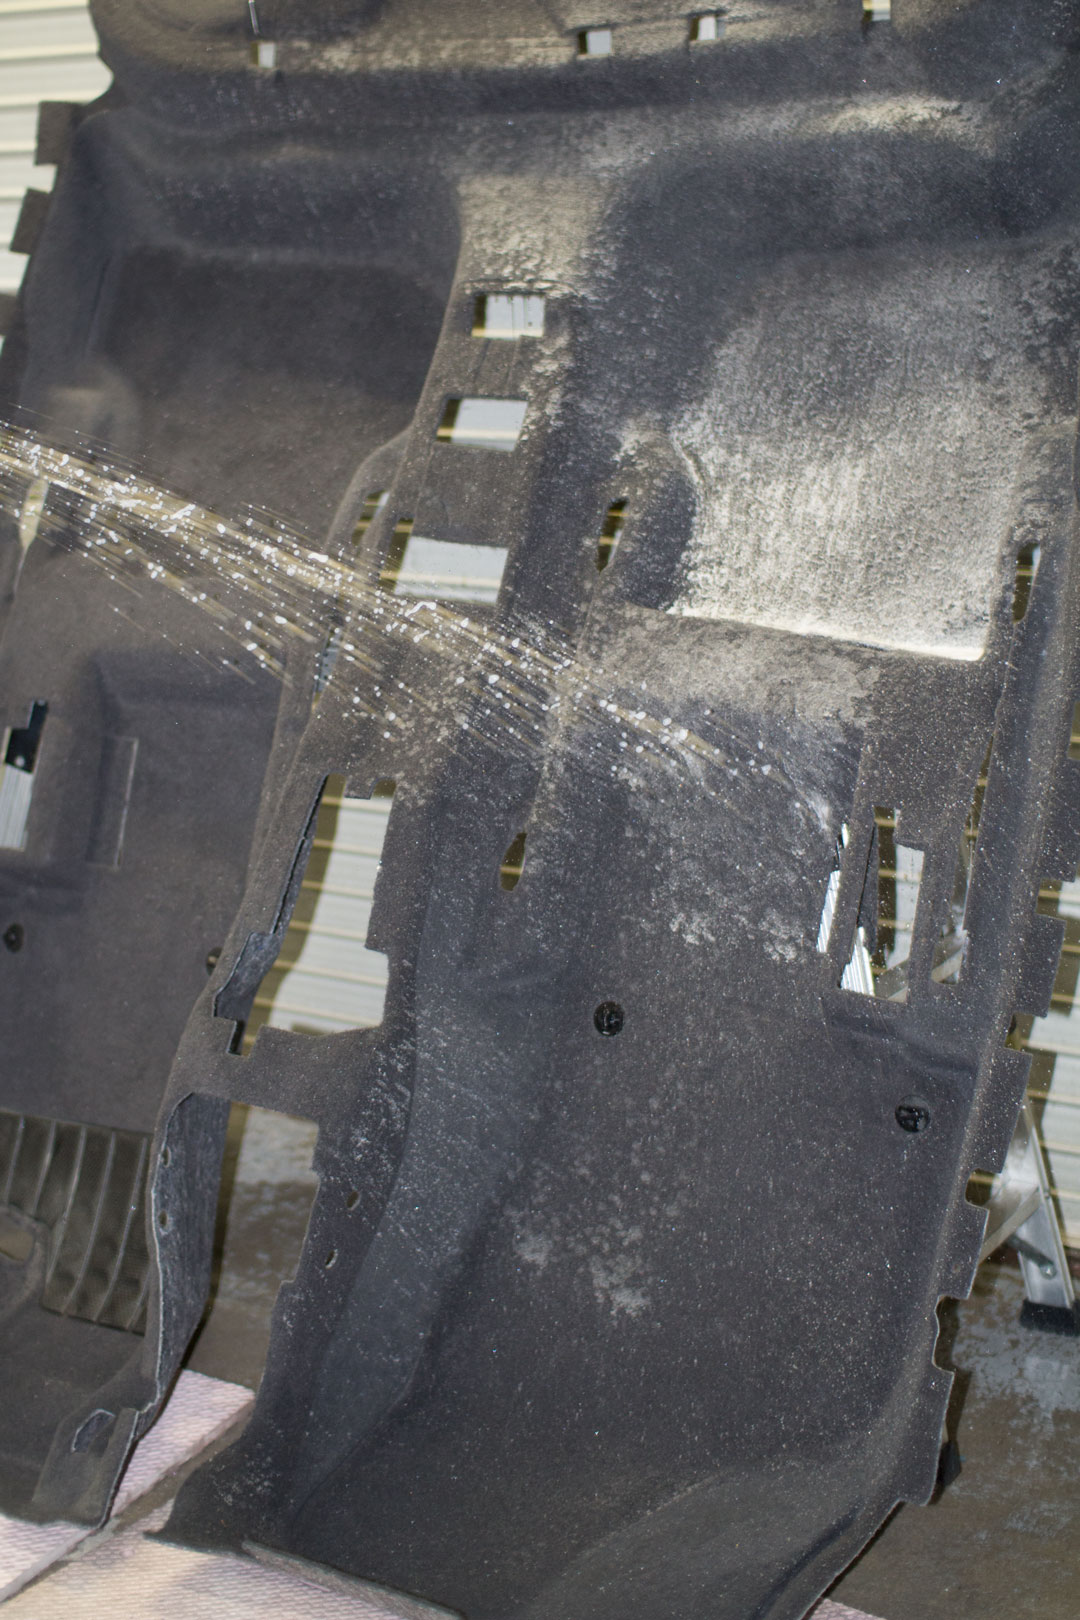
<box><xmin>184</xmin><ymin>1106</ymin><xmax>1080</xmax><ymax>1620</ymax></box>
<box><xmin>829</xmin><ymin>1263</ymin><xmax>1080</xmax><ymax>1620</ymax></box>
<box><xmin>185</xmin><ymin>1105</ymin><xmax>321</xmax><ymax>1392</ymax></box>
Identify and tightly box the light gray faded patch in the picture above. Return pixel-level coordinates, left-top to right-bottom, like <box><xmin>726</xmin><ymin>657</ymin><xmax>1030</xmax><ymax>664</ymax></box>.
<box><xmin>516</xmin><ymin>1231</ymin><xmax>554</xmax><ymax>1271</ymax></box>
<box><xmin>761</xmin><ymin>907</ymin><xmax>802</xmax><ymax>964</ymax></box>
<box><xmin>590</xmin><ymin>1253</ymin><xmax>650</xmax><ymax>1319</ymax></box>
<box><xmin>669</xmin><ymin>249</ymin><xmax>1044</xmax><ymax>660</ymax></box>
<box><xmin>669</xmin><ymin>909</ymin><xmax>717</xmax><ymax>947</ymax></box>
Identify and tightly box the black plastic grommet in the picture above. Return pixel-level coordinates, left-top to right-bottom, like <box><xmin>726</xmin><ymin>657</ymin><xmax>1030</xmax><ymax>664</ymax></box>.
<box><xmin>593</xmin><ymin>1001</ymin><xmax>624</xmax><ymax>1037</ymax></box>
<box><xmin>895</xmin><ymin>1097</ymin><xmax>931</xmax><ymax>1134</ymax></box>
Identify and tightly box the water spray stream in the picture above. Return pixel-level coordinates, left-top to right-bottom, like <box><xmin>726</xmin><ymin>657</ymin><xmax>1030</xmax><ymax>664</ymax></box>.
<box><xmin>0</xmin><ymin>424</ymin><xmax>790</xmax><ymax>802</ymax></box>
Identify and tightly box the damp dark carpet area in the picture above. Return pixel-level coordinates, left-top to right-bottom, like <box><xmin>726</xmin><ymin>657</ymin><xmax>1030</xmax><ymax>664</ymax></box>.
<box><xmin>183</xmin><ymin>1108</ymin><xmax>1080</xmax><ymax>1620</ymax></box>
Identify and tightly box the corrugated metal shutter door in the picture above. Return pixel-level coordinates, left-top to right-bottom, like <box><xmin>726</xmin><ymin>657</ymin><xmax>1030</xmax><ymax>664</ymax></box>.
<box><xmin>245</xmin><ymin>788</ymin><xmax>394</xmax><ymax>1045</ymax></box>
<box><xmin>1025</xmin><ymin>866</ymin><xmax>1080</xmax><ymax>1244</ymax></box>
<box><xmin>0</xmin><ymin>1</ymin><xmax>110</xmax><ymax>299</ymax></box>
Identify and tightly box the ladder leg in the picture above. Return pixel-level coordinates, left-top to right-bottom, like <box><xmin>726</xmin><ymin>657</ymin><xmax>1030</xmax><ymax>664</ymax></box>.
<box><xmin>980</xmin><ymin>1099</ymin><xmax>1078</xmax><ymax>1332</ymax></box>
